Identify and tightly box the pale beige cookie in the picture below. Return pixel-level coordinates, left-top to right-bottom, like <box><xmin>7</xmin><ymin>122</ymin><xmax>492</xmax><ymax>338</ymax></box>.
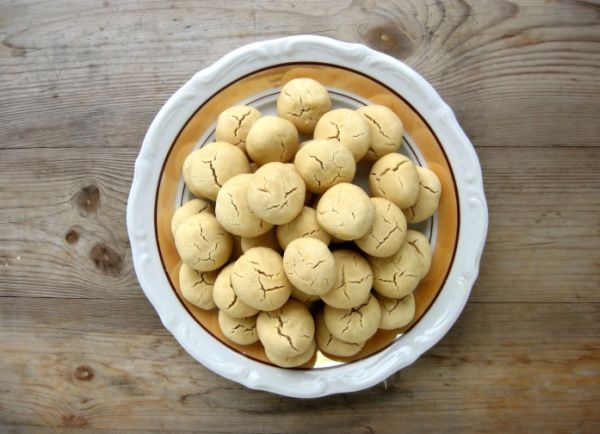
<box><xmin>369</xmin><ymin>153</ymin><xmax>420</xmax><ymax>209</ymax></box>
<box><xmin>245</xmin><ymin>116</ymin><xmax>299</xmax><ymax>165</ymax></box>
<box><xmin>282</xmin><ymin>238</ymin><xmax>336</xmax><ymax>296</ymax></box>
<box><xmin>240</xmin><ymin>228</ymin><xmax>281</xmax><ymax>253</ymax></box>
<box><xmin>231</xmin><ymin>247</ymin><xmax>292</xmax><ymax>311</ymax></box>
<box><xmin>174</xmin><ymin>213</ymin><xmax>233</xmax><ymax>272</ymax></box>
<box><xmin>369</xmin><ymin>240</ymin><xmax>421</xmax><ymax>298</ymax></box>
<box><xmin>276</xmin><ymin>206</ymin><xmax>330</xmax><ymax>249</ymax></box>
<box><xmin>356</xmin><ymin>105</ymin><xmax>404</xmax><ymax>162</ymax></box>
<box><xmin>320</xmin><ymin>250</ymin><xmax>372</xmax><ymax>309</ymax></box>
<box><xmin>324</xmin><ymin>294</ymin><xmax>381</xmax><ymax>344</ymax></box>
<box><xmin>215</xmin><ymin>105</ymin><xmax>262</xmax><ymax>153</ymax></box>
<box><xmin>171</xmin><ymin>198</ymin><xmax>214</xmax><ymax>237</ymax></box>
<box><xmin>315</xmin><ymin>310</ymin><xmax>365</xmax><ymax>357</ymax></box>
<box><xmin>215</xmin><ymin>174</ymin><xmax>273</xmax><ymax>237</ymax></box>
<box><xmin>277</xmin><ymin>78</ymin><xmax>331</xmax><ymax>134</ymax></box>
<box><xmin>403</xmin><ymin>166</ymin><xmax>442</xmax><ymax>223</ymax></box>
<box><xmin>405</xmin><ymin>230</ymin><xmax>432</xmax><ymax>279</ymax></box>
<box><xmin>316</xmin><ymin>183</ymin><xmax>374</xmax><ymax>240</ymax></box>
<box><xmin>256</xmin><ymin>299</ymin><xmax>315</xmax><ymax>358</ymax></box>
<box><xmin>378</xmin><ymin>293</ymin><xmax>416</xmax><ymax>330</ymax></box>
<box><xmin>355</xmin><ymin>197</ymin><xmax>407</xmax><ymax>258</ymax></box>
<box><xmin>182</xmin><ymin>142</ymin><xmax>250</xmax><ymax>200</ymax></box>
<box><xmin>290</xmin><ymin>285</ymin><xmax>320</xmax><ymax>303</ymax></box>
<box><xmin>294</xmin><ymin>139</ymin><xmax>356</xmax><ymax>194</ymax></box>
<box><xmin>264</xmin><ymin>339</ymin><xmax>316</xmax><ymax>368</ymax></box>
<box><xmin>313</xmin><ymin>108</ymin><xmax>370</xmax><ymax>161</ymax></box>
<box><xmin>246</xmin><ymin>162</ymin><xmax>306</xmax><ymax>225</ymax></box>
<box><xmin>178</xmin><ymin>263</ymin><xmax>217</xmax><ymax>310</ymax></box>
<box><xmin>218</xmin><ymin>310</ymin><xmax>259</xmax><ymax>345</ymax></box>
<box><xmin>213</xmin><ymin>263</ymin><xmax>259</xmax><ymax>318</ymax></box>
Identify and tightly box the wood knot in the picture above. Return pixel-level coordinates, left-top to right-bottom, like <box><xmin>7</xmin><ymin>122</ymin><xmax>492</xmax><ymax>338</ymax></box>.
<box><xmin>90</xmin><ymin>243</ymin><xmax>122</xmax><ymax>276</ymax></box>
<box><xmin>74</xmin><ymin>185</ymin><xmax>100</xmax><ymax>217</ymax></box>
<box><xmin>65</xmin><ymin>228</ymin><xmax>80</xmax><ymax>244</ymax></box>
<box><xmin>74</xmin><ymin>365</ymin><xmax>94</xmax><ymax>381</ymax></box>
<box><xmin>358</xmin><ymin>24</ymin><xmax>414</xmax><ymax>59</ymax></box>
<box><xmin>61</xmin><ymin>414</ymin><xmax>88</xmax><ymax>427</ymax></box>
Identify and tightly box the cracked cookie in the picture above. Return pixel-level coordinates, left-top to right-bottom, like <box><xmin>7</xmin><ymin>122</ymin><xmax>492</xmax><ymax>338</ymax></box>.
<box><xmin>320</xmin><ymin>250</ymin><xmax>373</xmax><ymax>309</ymax></box>
<box><xmin>215</xmin><ymin>105</ymin><xmax>262</xmax><ymax>153</ymax></box>
<box><xmin>276</xmin><ymin>206</ymin><xmax>330</xmax><ymax>249</ymax></box>
<box><xmin>294</xmin><ymin>139</ymin><xmax>356</xmax><ymax>194</ymax></box>
<box><xmin>369</xmin><ymin>238</ymin><xmax>422</xmax><ymax>298</ymax></box>
<box><xmin>315</xmin><ymin>310</ymin><xmax>365</xmax><ymax>357</ymax></box>
<box><xmin>174</xmin><ymin>212</ymin><xmax>233</xmax><ymax>272</ymax></box>
<box><xmin>215</xmin><ymin>173</ymin><xmax>273</xmax><ymax>237</ymax></box>
<box><xmin>246</xmin><ymin>162</ymin><xmax>306</xmax><ymax>225</ymax></box>
<box><xmin>313</xmin><ymin>108</ymin><xmax>370</xmax><ymax>161</ymax></box>
<box><xmin>369</xmin><ymin>153</ymin><xmax>420</xmax><ymax>209</ymax></box>
<box><xmin>378</xmin><ymin>292</ymin><xmax>416</xmax><ymax>330</ymax></box>
<box><xmin>213</xmin><ymin>263</ymin><xmax>259</xmax><ymax>318</ymax></box>
<box><xmin>403</xmin><ymin>166</ymin><xmax>442</xmax><ymax>223</ymax></box>
<box><xmin>218</xmin><ymin>310</ymin><xmax>259</xmax><ymax>345</ymax></box>
<box><xmin>282</xmin><ymin>237</ymin><xmax>336</xmax><ymax>296</ymax></box>
<box><xmin>324</xmin><ymin>294</ymin><xmax>381</xmax><ymax>344</ymax></box>
<box><xmin>245</xmin><ymin>116</ymin><xmax>299</xmax><ymax>165</ymax></box>
<box><xmin>316</xmin><ymin>182</ymin><xmax>374</xmax><ymax>240</ymax></box>
<box><xmin>405</xmin><ymin>230</ymin><xmax>432</xmax><ymax>279</ymax></box>
<box><xmin>240</xmin><ymin>228</ymin><xmax>281</xmax><ymax>253</ymax></box>
<box><xmin>171</xmin><ymin>198</ymin><xmax>214</xmax><ymax>237</ymax></box>
<box><xmin>356</xmin><ymin>105</ymin><xmax>404</xmax><ymax>162</ymax></box>
<box><xmin>264</xmin><ymin>338</ymin><xmax>316</xmax><ymax>368</ymax></box>
<box><xmin>256</xmin><ymin>299</ymin><xmax>315</xmax><ymax>358</ymax></box>
<box><xmin>178</xmin><ymin>263</ymin><xmax>217</xmax><ymax>310</ymax></box>
<box><xmin>355</xmin><ymin>197</ymin><xmax>407</xmax><ymax>258</ymax></box>
<box><xmin>231</xmin><ymin>247</ymin><xmax>292</xmax><ymax>311</ymax></box>
<box><xmin>277</xmin><ymin>78</ymin><xmax>331</xmax><ymax>134</ymax></box>
<box><xmin>183</xmin><ymin>141</ymin><xmax>250</xmax><ymax>200</ymax></box>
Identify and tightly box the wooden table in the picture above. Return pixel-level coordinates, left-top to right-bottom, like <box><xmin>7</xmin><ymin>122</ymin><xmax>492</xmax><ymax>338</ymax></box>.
<box><xmin>1</xmin><ymin>1</ymin><xmax>599</xmax><ymax>432</ymax></box>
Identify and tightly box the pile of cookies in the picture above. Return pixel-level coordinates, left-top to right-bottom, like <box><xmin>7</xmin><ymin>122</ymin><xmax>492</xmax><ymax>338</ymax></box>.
<box><xmin>171</xmin><ymin>78</ymin><xmax>442</xmax><ymax>368</ymax></box>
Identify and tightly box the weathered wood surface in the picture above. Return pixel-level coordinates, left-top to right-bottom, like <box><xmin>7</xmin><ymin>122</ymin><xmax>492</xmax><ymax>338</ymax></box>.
<box><xmin>1</xmin><ymin>0</ymin><xmax>599</xmax><ymax>432</ymax></box>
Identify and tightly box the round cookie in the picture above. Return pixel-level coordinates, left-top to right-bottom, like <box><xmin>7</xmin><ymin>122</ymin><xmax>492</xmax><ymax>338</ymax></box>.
<box><xmin>282</xmin><ymin>238</ymin><xmax>336</xmax><ymax>296</ymax></box>
<box><xmin>369</xmin><ymin>153</ymin><xmax>420</xmax><ymax>209</ymax></box>
<box><xmin>313</xmin><ymin>108</ymin><xmax>370</xmax><ymax>161</ymax></box>
<box><xmin>277</xmin><ymin>78</ymin><xmax>331</xmax><ymax>134</ymax></box>
<box><xmin>315</xmin><ymin>310</ymin><xmax>365</xmax><ymax>357</ymax></box>
<box><xmin>240</xmin><ymin>228</ymin><xmax>281</xmax><ymax>253</ymax></box>
<box><xmin>264</xmin><ymin>339</ymin><xmax>316</xmax><ymax>368</ymax></box>
<box><xmin>378</xmin><ymin>293</ymin><xmax>416</xmax><ymax>330</ymax></box>
<box><xmin>171</xmin><ymin>198</ymin><xmax>213</xmax><ymax>237</ymax></box>
<box><xmin>174</xmin><ymin>213</ymin><xmax>233</xmax><ymax>272</ymax></box>
<box><xmin>316</xmin><ymin>183</ymin><xmax>374</xmax><ymax>240</ymax></box>
<box><xmin>405</xmin><ymin>230</ymin><xmax>432</xmax><ymax>279</ymax></box>
<box><xmin>355</xmin><ymin>197</ymin><xmax>407</xmax><ymax>258</ymax></box>
<box><xmin>256</xmin><ymin>299</ymin><xmax>315</xmax><ymax>357</ymax></box>
<box><xmin>290</xmin><ymin>285</ymin><xmax>320</xmax><ymax>303</ymax></box>
<box><xmin>182</xmin><ymin>141</ymin><xmax>250</xmax><ymax>200</ymax></box>
<box><xmin>356</xmin><ymin>105</ymin><xmax>404</xmax><ymax>162</ymax></box>
<box><xmin>231</xmin><ymin>247</ymin><xmax>292</xmax><ymax>311</ymax></box>
<box><xmin>320</xmin><ymin>250</ymin><xmax>372</xmax><ymax>309</ymax></box>
<box><xmin>213</xmin><ymin>263</ymin><xmax>259</xmax><ymax>318</ymax></box>
<box><xmin>324</xmin><ymin>294</ymin><xmax>381</xmax><ymax>344</ymax></box>
<box><xmin>215</xmin><ymin>174</ymin><xmax>273</xmax><ymax>237</ymax></box>
<box><xmin>218</xmin><ymin>311</ymin><xmax>259</xmax><ymax>345</ymax></box>
<box><xmin>178</xmin><ymin>263</ymin><xmax>217</xmax><ymax>310</ymax></box>
<box><xmin>294</xmin><ymin>139</ymin><xmax>356</xmax><ymax>194</ymax></box>
<box><xmin>403</xmin><ymin>166</ymin><xmax>442</xmax><ymax>223</ymax></box>
<box><xmin>245</xmin><ymin>116</ymin><xmax>299</xmax><ymax>165</ymax></box>
<box><xmin>215</xmin><ymin>105</ymin><xmax>261</xmax><ymax>153</ymax></box>
<box><xmin>246</xmin><ymin>162</ymin><xmax>306</xmax><ymax>225</ymax></box>
<box><xmin>276</xmin><ymin>206</ymin><xmax>330</xmax><ymax>249</ymax></box>
<box><xmin>369</xmin><ymin>240</ymin><xmax>421</xmax><ymax>298</ymax></box>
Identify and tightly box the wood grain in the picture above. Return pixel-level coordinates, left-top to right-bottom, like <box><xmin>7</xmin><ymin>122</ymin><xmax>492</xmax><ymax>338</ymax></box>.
<box><xmin>1</xmin><ymin>0</ymin><xmax>599</xmax><ymax>432</ymax></box>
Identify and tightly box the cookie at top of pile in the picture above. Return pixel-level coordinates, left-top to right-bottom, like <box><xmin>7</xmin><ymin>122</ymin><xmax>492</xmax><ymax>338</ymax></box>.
<box><xmin>245</xmin><ymin>116</ymin><xmax>299</xmax><ymax>165</ymax></box>
<box><xmin>246</xmin><ymin>162</ymin><xmax>306</xmax><ymax>225</ymax></box>
<box><xmin>403</xmin><ymin>166</ymin><xmax>442</xmax><ymax>223</ymax></box>
<box><xmin>378</xmin><ymin>293</ymin><xmax>416</xmax><ymax>330</ymax></box>
<box><xmin>315</xmin><ymin>310</ymin><xmax>365</xmax><ymax>357</ymax></box>
<box><xmin>182</xmin><ymin>141</ymin><xmax>250</xmax><ymax>200</ymax></box>
<box><xmin>369</xmin><ymin>238</ymin><xmax>422</xmax><ymax>299</ymax></box>
<box><xmin>282</xmin><ymin>237</ymin><xmax>336</xmax><ymax>296</ymax></box>
<box><xmin>178</xmin><ymin>263</ymin><xmax>217</xmax><ymax>310</ymax></box>
<box><xmin>324</xmin><ymin>294</ymin><xmax>381</xmax><ymax>344</ymax></box>
<box><xmin>313</xmin><ymin>108</ymin><xmax>371</xmax><ymax>161</ymax></box>
<box><xmin>276</xmin><ymin>206</ymin><xmax>330</xmax><ymax>249</ymax></box>
<box><xmin>213</xmin><ymin>263</ymin><xmax>259</xmax><ymax>318</ymax></box>
<box><xmin>320</xmin><ymin>250</ymin><xmax>373</xmax><ymax>309</ymax></box>
<box><xmin>277</xmin><ymin>78</ymin><xmax>331</xmax><ymax>134</ymax></box>
<box><xmin>215</xmin><ymin>173</ymin><xmax>273</xmax><ymax>238</ymax></box>
<box><xmin>215</xmin><ymin>105</ymin><xmax>261</xmax><ymax>153</ymax></box>
<box><xmin>171</xmin><ymin>198</ymin><xmax>213</xmax><ymax>237</ymax></box>
<box><xmin>218</xmin><ymin>310</ymin><xmax>259</xmax><ymax>345</ymax></box>
<box><xmin>404</xmin><ymin>230</ymin><xmax>432</xmax><ymax>279</ymax></box>
<box><xmin>316</xmin><ymin>182</ymin><xmax>374</xmax><ymax>240</ymax></box>
<box><xmin>240</xmin><ymin>228</ymin><xmax>281</xmax><ymax>253</ymax></box>
<box><xmin>174</xmin><ymin>213</ymin><xmax>233</xmax><ymax>272</ymax></box>
<box><xmin>294</xmin><ymin>139</ymin><xmax>356</xmax><ymax>194</ymax></box>
<box><xmin>356</xmin><ymin>105</ymin><xmax>404</xmax><ymax>162</ymax></box>
<box><xmin>231</xmin><ymin>247</ymin><xmax>292</xmax><ymax>311</ymax></box>
<box><xmin>369</xmin><ymin>153</ymin><xmax>420</xmax><ymax>209</ymax></box>
<box><xmin>355</xmin><ymin>197</ymin><xmax>407</xmax><ymax>258</ymax></box>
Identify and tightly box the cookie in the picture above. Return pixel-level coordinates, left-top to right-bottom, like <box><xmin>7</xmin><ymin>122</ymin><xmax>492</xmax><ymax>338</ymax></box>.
<box><xmin>218</xmin><ymin>311</ymin><xmax>259</xmax><ymax>345</ymax></box>
<box><xmin>403</xmin><ymin>166</ymin><xmax>442</xmax><ymax>223</ymax></box>
<box><xmin>378</xmin><ymin>293</ymin><xmax>416</xmax><ymax>330</ymax></box>
<box><xmin>277</xmin><ymin>78</ymin><xmax>331</xmax><ymax>133</ymax></box>
<box><xmin>355</xmin><ymin>197</ymin><xmax>407</xmax><ymax>258</ymax></box>
<box><xmin>215</xmin><ymin>105</ymin><xmax>261</xmax><ymax>153</ymax></box>
<box><xmin>404</xmin><ymin>230</ymin><xmax>432</xmax><ymax>279</ymax></box>
<box><xmin>264</xmin><ymin>339</ymin><xmax>316</xmax><ymax>368</ymax></box>
<box><xmin>282</xmin><ymin>237</ymin><xmax>336</xmax><ymax>296</ymax></box>
<box><xmin>320</xmin><ymin>250</ymin><xmax>372</xmax><ymax>309</ymax></box>
<box><xmin>369</xmin><ymin>240</ymin><xmax>421</xmax><ymax>298</ymax></box>
<box><xmin>315</xmin><ymin>310</ymin><xmax>365</xmax><ymax>357</ymax></box>
<box><xmin>178</xmin><ymin>263</ymin><xmax>217</xmax><ymax>310</ymax></box>
<box><xmin>290</xmin><ymin>285</ymin><xmax>320</xmax><ymax>303</ymax></box>
<box><xmin>240</xmin><ymin>228</ymin><xmax>281</xmax><ymax>253</ymax></box>
<box><xmin>324</xmin><ymin>294</ymin><xmax>381</xmax><ymax>344</ymax></box>
<box><xmin>213</xmin><ymin>263</ymin><xmax>259</xmax><ymax>318</ymax></box>
<box><xmin>276</xmin><ymin>206</ymin><xmax>330</xmax><ymax>249</ymax></box>
<box><xmin>171</xmin><ymin>198</ymin><xmax>214</xmax><ymax>237</ymax></box>
<box><xmin>313</xmin><ymin>108</ymin><xmax>370</xmax><ymax>161</ymax></box>
<box><xmin>356</xmin><ymin>105</ymin><xmax>404</xmax><ymax>162</ymax></box>
<box><xmin>369</xmin><ymin>153</ymin><xmax>420</xmax><ymax>209</ymax></box>
<box><xmin>245</xmin><ymin>116</ymin><xmax>299</xmax><ymax>165</ymax></box>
